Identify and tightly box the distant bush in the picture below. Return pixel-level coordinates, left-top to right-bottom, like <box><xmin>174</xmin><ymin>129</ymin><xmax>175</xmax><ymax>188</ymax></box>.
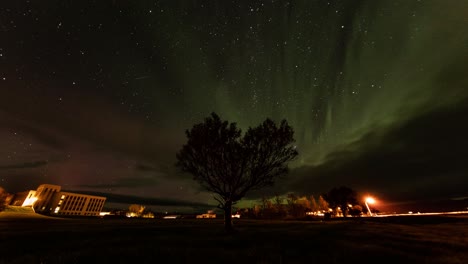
<box><xmin>0</xmin><ymin>187</ymin><xmax>8</xmax><ymax>212</ymax></box>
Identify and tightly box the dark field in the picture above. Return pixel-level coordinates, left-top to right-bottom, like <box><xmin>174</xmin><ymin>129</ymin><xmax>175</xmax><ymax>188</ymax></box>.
<box><xmin>1</xmin><ymin>214</ymin><xmax>467</xmax><ymax>264</ymax></box>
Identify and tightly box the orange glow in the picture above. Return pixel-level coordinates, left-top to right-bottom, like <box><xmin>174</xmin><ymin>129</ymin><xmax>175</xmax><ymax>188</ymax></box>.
<box><xmin>22</xmin><ymin>197</ymin><xmax>38</xmax><ymax>207</ymax></box>
<box><xmin>365</xmin><ymin>196</ymin><xmax>376</xmax><ymax>217</ymax></box>
<box><xmin>365</xmin><ymin>197</ymin><xmax>375</xmax><ymax>204</ymax></box>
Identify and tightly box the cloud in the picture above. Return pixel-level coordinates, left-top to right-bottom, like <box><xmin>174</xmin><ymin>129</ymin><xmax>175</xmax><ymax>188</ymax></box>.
<box><xmin>281</xmin><ymin>100</ymin><xmax>468</xmax><ymax>201</ymax></box>
<box><xmin>0</xmin><ymin>87</ymin><xmax>181</xmax><ymax>167</ymax></box>
<box><xmin>65</xmin><ymin>190</ymin><xmax>214</xmax><ymax>209</ymax></box>
<box><xmin>0</xmin><ymin>111</ymin><xmax>67</xmax><ymax>150</ymax></box>
<box><xmin>0</xmin><ymin>171</ymin><xmax>60</xmax><ymax>193</ymax></box>
<box><xmin>78</xmin><ymin>175</ymin><xmax>159</xmax><ymax>189</ymax></box>
<box><xmin>134</xmin><ymin>164</ymin><xmax>158</xmax><ymax>172</ymax></box>
<box><xmin>0</xmin><ymin>160</ymin><xmax>48</xmax><ymax>170</ymax></box>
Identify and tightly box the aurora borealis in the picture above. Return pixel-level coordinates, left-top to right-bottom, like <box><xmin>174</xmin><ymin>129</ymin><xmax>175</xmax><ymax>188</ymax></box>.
<box><xmin>1</xmin><ymin>1</ymin><xmax>467</xmax><ymax>212</ymax></box>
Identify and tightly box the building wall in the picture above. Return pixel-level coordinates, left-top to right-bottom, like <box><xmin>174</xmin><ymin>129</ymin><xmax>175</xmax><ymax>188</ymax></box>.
<box><xmin>52</xmin><ymin>192</ymin><xmax>106</xmax><ymax>216</ymax></box>
<box><xmin>32</xmin><ymin>184</ymin><xmax>61</xmax><ymax>213</ymax></box>
<box><xmin>9</xmin><ymin>191</ymin><xmax>31</xmax><ymax>206</ymax></box>
<box><xmin>21</xmin><ymin>191</ymin><xmax>37</xmax><ymax>206</ymax></box>
<box><xmin>13</xmin><ymin>184</ymin><xmax>106</xmax><ymax>216</ymax></box>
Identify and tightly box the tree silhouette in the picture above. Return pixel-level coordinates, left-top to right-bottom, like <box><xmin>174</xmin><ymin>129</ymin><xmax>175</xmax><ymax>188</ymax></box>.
<box><xmin>0</xmin><ymin>187</ymin><xmax>7</xmax><ymax>212</ymax></box>
<box><xmin>128</xmin><ymin>204</ymin><xmax>145</xmax><ymax>217</ymax></box>
<box><xmin>176</xmin><ymin>113</ymin><xmax>298</xmax><ymax>231</ymax></box>
<box><xmin>309</xmin><ymin>195</ymin><xmax>318</xmax><ymax>213</ymax></box>
<box><xmin>318</xmin><ymin>195</ymin><xmax>329</xmax><ymax>212</ymax></box>
<box><xmin>323</xmin><ymin>186</ymin><xmax>358</xmax><ymax>218</ymax></box>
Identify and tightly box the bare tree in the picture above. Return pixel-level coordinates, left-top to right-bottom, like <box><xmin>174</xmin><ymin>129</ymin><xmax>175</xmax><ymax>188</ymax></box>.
<box><xmin>286</xmin><ymin>194</ymin><xmax>310</xmax><ymax>218</ymax></box>
<box><xmin>176</xmin><ymin>113</ymin><xmax>298</xmax><ymax>231</ymax></box>
<box><xmin>286</xmin><ymin>193</ymin><xmax>299</xmax><ymax>217</ymax></box>
<box><xmin>261</xmin><ymin>195</ymin><xmax>274</xmax><ymax>219</ymax></box>
<box><xmin>318</xmin><ymin>195</ymin><xmax>329</xmax><ymax>212</ymax></box>
<box><xmin>309</xmin><ymin>195</ymin><xmax>318</xmax><ymax>213</ymax></box>
<box><xmin>0</xmin><ymin>187</ymin><xmax>7</xmax><ymax>212</ymax></box>
<box><xmin>128</xmin><ymin>204</ymin><xmax>145</xmax><ymax>217</ymax></box>
<box><xmin>274</xmin><ymin>194</ymin><xmax>286</xmax><ymax>218</ymax></box>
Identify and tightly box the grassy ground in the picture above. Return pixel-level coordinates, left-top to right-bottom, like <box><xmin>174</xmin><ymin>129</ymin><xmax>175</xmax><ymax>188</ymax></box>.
<box><xmin>1</xmin><ymin>213</ymin><xmax>467</xmax><ymax>264</ymax></box>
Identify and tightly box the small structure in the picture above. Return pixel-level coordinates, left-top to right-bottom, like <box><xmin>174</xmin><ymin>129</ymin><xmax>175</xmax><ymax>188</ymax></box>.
<box><xmin>196</xmin><ymin>210</ymin><xmax>216</xmax><ymax>218</ymax></box>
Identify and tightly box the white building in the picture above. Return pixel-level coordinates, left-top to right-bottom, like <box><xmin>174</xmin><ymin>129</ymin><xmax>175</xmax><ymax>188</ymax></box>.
<box><xmin>12</xmin><ymin>184</ymin><xmax>106</xmax><ymax>216</ymax></box>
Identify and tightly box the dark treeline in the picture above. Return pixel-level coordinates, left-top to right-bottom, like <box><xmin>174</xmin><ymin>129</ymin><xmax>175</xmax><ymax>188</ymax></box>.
<box><xmin>238</xmin><ymin>187</ymin><xmax>370</xmax><ymax>220</ymax></box>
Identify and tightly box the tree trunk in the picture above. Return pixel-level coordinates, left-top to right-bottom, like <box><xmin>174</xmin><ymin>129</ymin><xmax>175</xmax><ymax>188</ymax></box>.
<box><xmin>342</xmin><ymin>204</ymin><xmax>348</xmax><ymax>218</ymax></box>
<box><xmin>224</xmin><ymin>201</ymin><xmax>233</xmax><ymax>232</ymax></box>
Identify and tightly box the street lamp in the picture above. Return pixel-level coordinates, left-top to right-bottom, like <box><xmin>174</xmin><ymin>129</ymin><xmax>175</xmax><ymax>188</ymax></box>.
<box><xmin>365</xmin><ymin>197</ymin><xmax>375</xmax><ymax>216</ymax></box>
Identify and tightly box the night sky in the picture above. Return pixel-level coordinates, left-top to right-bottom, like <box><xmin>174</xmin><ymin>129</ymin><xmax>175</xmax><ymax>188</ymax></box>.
<box><xmin>1</xmin><ymin>0</ymin><xmax>467</xmax><ymax>212</ymax></box>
